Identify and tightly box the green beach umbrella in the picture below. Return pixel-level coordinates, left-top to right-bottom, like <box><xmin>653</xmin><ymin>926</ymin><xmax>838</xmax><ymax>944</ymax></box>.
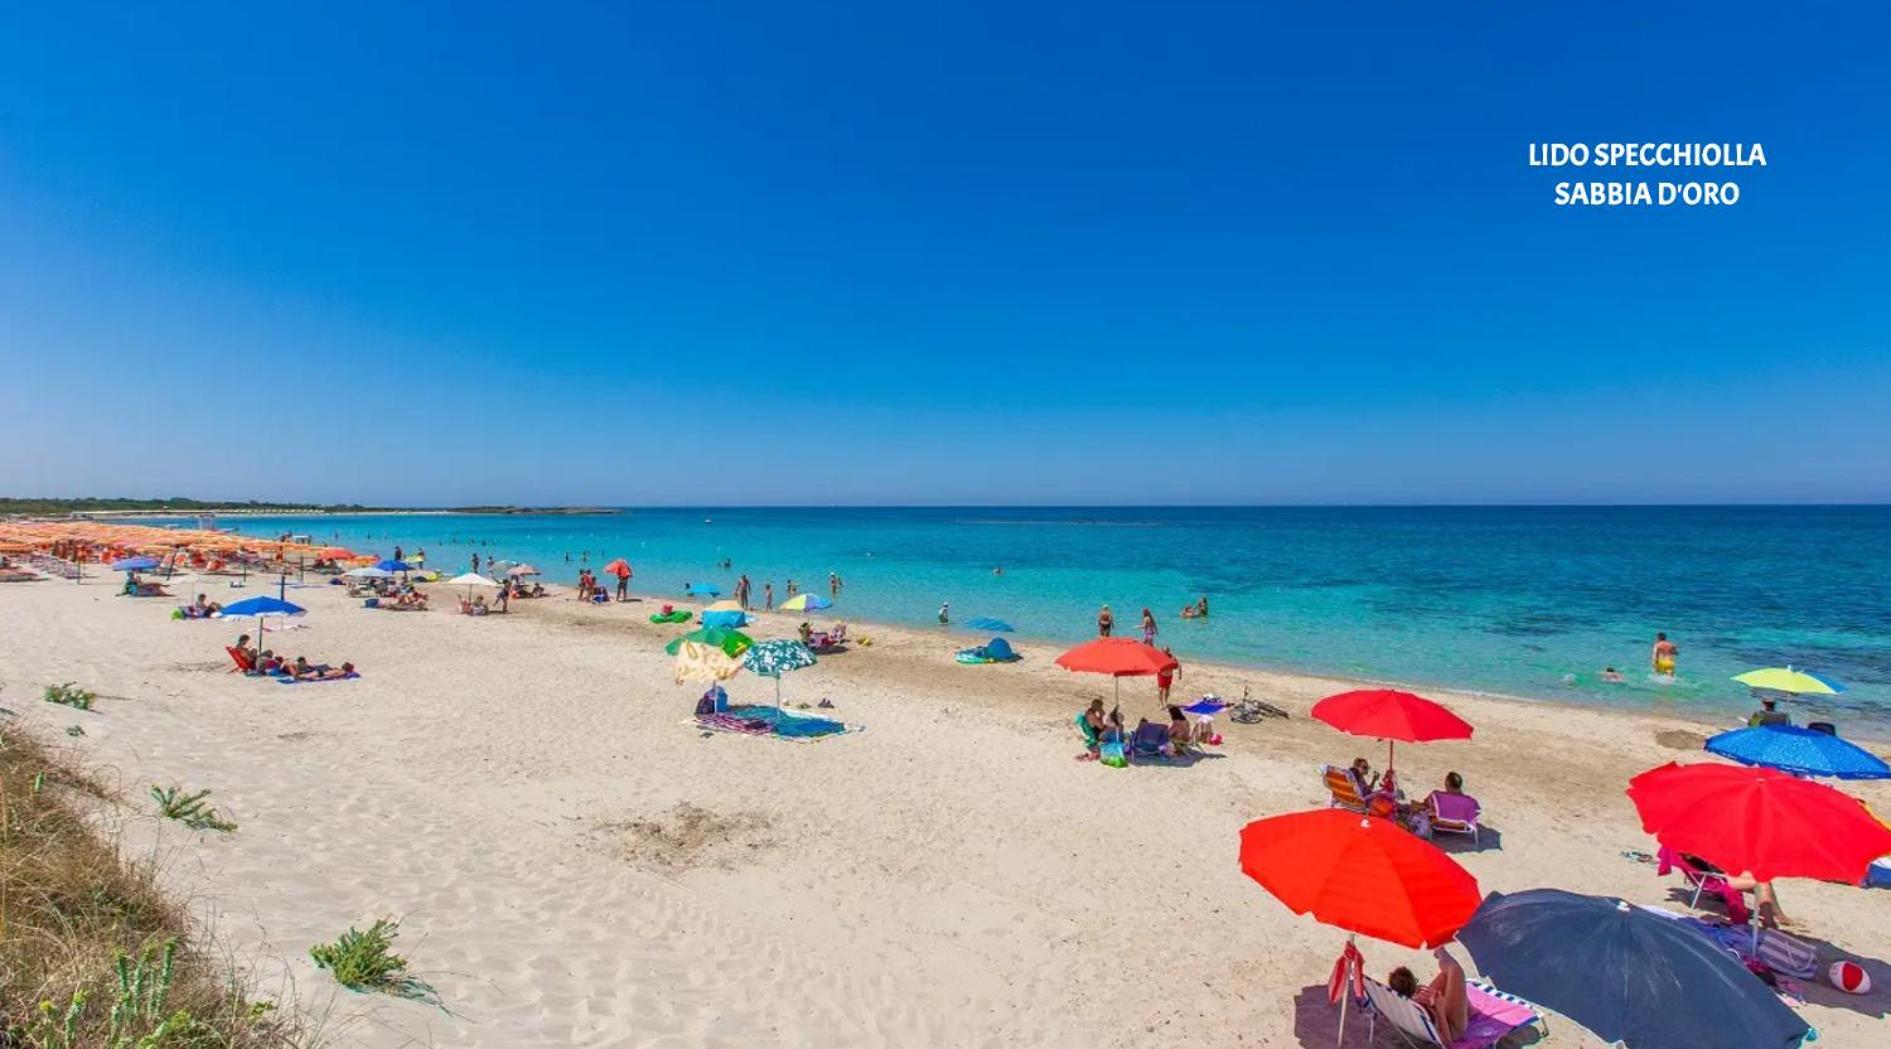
<box><xmin>1732</xmin><ymin>667</ymin><xmax>1843</xmax><ymax>696</ymax></box>
<box><xmin>742</xmin><ymin>639</ymin><xmax>818</xmax><ymax>711</ymax></box>
<box><xmin>664</xmin><ymin>627</ymin><xmax>754</xmax><ymax>659</ymax></box>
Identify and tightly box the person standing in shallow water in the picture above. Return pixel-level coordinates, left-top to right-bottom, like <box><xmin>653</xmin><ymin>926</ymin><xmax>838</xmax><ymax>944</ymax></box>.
<box><xmin>1097</xmin><ymin>604</ymin><xmax>1114</xmax><ymax>636</ymax></box>
<box><xmin>1651</xmin><ymin>632</ymin><xmax>1679</xmax><ymax>677</ymax></box>
<box><xmin>1141</xmin><ymin>608</ymin><xmax>1157</xmax><ymax>645</ymax></box>
<box><xmin>764</xmin><ymin>582</ymin><xmax>774</xmax><ymax>610</ymax></box>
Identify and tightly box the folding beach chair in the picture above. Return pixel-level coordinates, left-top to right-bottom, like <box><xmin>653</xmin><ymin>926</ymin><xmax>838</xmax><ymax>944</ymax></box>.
<box><xmin>1657</xmin><ymin>846</ymin><xmax>1752</xmax><ymax>925</ymax></box>
<box><xmin>1425</xmin><ymin>791</ymin><xmax>1482</xmax><ymax>845</ymax></box>
<box><xmin>225</xmin><ymin>646</ymin><xmax>257</xmax><ymax>675</ymax></box>
<box><xmin>1322</xmin><ymin>765</ymin><xmax>1369</xmax><ymax>814</ymax></box>
<box><xmin>1363</xmin><ymin>975</ymin><xmax>1543</xmax><ymax>1049</ymax></box>
<box><xmin>1129</xmin><ymin>720</ymin><xmax>1174</xmax><ymax>761</ymax></box>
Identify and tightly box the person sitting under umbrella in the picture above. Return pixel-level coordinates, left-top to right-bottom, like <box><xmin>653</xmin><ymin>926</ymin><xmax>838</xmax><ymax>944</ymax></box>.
<box><xmin>1388</xmin><ymin>948</ymin><xmax>1470</xmax><ymax>1043</ymax></box>
<box><xmin>1681</xmin><ymin>851</ymin><xmax>1788</xmax><ymax>926</ymax></box>
<box><xmin>1748</xmin><ymin>696</ymin><xmax>1791</xmax><ymax>727</ymax></box>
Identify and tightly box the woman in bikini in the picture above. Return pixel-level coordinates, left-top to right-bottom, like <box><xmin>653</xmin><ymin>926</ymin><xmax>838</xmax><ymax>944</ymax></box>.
<box><xmin>1389</xmin><ymin>948</ymin><xmax>1469</xmax><ymax>1041</ymax></box>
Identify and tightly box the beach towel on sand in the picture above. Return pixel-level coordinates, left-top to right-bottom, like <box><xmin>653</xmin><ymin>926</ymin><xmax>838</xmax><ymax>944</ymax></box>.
<box><xmin>276</xmin><ymin>672</ymin><xmax>360</xmax><ymax>685</ymax></box>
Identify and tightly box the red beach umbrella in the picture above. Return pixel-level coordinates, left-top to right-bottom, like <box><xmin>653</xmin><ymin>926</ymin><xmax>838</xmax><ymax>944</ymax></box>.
<box><xmin>1240</xmin><ymin>808</ymin><xmax>1482</xmax><ymax>1046</ymax></box>
<box><xmin>602</xmin><ymin>558</ymin><xmax>632</xmax><ymax>578</ymax></box>
<box><xmin>1627</xmin><ymin>761</ymin><xmax>1891</xmax><ymax>883</ymax></box>
<box><xmin>1054</xmin><ymin>637</ymin><xmax>1178</xmax><ymax>706</ymax></box>
<box><xmin>1311</xmin><ymin>688</ymin><xmax>1473</xmax><ymax>773</ymax></box>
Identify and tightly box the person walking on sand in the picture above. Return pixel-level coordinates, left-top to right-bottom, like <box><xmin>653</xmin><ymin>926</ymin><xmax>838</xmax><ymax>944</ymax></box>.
<box><xmin>764</xmin><ymin>582</ymin><xmax>774</xmax><ymax>610</ymax></box>
<box><xmin>1097</xmin><ymin>604</ymin><xmax>1114</xmax><ymax>637</ymax></box>
<box><xmin>1141</xmin><ymin>607</ymin><xmax>1157</xmax><ymax>645</ymax></box>
<box><xmin>1157</xmin><ymin>647</ymin><xmax>1179</xmax><ymax>702</ymax></box>
<box><xmin>1652</xmin><ymin>632</ymin><xmax>1679</xmax><ymax>677</ymax></box>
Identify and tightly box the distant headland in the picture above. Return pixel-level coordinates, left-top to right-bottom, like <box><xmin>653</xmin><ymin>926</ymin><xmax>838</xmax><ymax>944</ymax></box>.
<box><xmin>0</xmin><ymin>497</ymin><xmax>619</xmax><ymax>518</ymax></box>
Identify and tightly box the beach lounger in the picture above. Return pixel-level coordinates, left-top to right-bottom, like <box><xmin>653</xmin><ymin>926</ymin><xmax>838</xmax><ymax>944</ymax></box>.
<box><xmin>1363</xmin><ymin>975</ymin><xmax>1542</xmax><ymax>1049</ymax></box>
<box><xmin>1322</xmin><ymin>765</ymin><xmax>1369</xmax><ymax>813</ymax></box>
<box><xmin>1425</xmin><ymin>791</ymin><xmax>1482</xmax><ymax>845</ymax></box>
<box><xmin>1657</xmin><ymin>846</ymin><xmax>1752</xmax><ymax>924</ymax></box>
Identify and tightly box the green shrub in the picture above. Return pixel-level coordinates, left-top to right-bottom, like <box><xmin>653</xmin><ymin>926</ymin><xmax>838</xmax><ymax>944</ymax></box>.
<box><xmin>309</xmin><ymin>919</ymin><xmax>435</xmax><ymax>1002</ymax></box>
<box><xmin>44</xmin><ymin>682</ymin><xmax>96</xmax><ymax>710</ymax></box>
<box><xmin>150</xmin><ymin>786</ymin><xmax>237</xmax><ymax>834</ymax></box>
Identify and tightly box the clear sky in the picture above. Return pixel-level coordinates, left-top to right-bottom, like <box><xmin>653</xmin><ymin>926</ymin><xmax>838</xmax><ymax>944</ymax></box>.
<box><xmin>2</xmin><ymin>3</ymin><xmax>1886</xmax><ymax>505</ymax></box>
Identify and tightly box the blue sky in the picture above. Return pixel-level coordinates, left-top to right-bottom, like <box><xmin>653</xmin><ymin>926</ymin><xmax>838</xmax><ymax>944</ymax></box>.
<box><xmin>1</xmin><ymin>2</ymin><xmax>1886</xmax><ymax>505</ymax></box>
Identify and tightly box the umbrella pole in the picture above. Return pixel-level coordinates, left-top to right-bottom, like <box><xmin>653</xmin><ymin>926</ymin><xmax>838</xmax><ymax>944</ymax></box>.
<box><xmin>1334</xmin><ymin>935</ymin><xmax>1354</xmax><ymax>1049</ymax></box>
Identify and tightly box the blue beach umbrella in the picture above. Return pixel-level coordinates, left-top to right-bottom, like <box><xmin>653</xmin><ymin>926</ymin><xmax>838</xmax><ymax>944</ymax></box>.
<box><xmin>375</xmin><ymin>558</ymin><xmax>412</xmax><ymax>574</ymax></box>
<box><xmin>217</xmin><ymin>595</ymin><xmax>307</xmax><ymax>651</ymax></box>
<box><xmin>684</xmin><ymin>582</ymin><xmax>721</xmax><ymax>597</ymax></box>
<box><xmin>1459</xmin><ymin>888</ymin><xmax>1810</xmax><ymax>1049</ymax></box>
<box><xmin>1705</xmin><ymin>724</ymin><xmax>1890</xmax><ymax>780</ymax></box>
<box><xmin>111</xmin><ymin>556</ymin><xmax>161</xmax><ymax>572</ymax></box>
<box><xmin>964</xmin><ymin>616</ymin><xmax>1014</xmax><ymax>632</ymax></box>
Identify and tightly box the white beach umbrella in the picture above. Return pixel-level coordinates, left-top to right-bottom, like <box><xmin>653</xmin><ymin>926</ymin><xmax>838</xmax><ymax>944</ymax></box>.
<box><xmin>343</xmin><ymin>566</ymin><xmax>393</xmax><ymax>579</ymax></box>
<box><xmin>444</xmin><ymin>571</ymin><xmax>500</xmax><ymax>600</ymax></box>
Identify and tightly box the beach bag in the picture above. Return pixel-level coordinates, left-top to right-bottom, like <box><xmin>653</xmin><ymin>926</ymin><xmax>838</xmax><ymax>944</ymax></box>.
<box><xmin>1100</xmin><ymin>734</ymin><xmax>1127</xmax><ymax>768</ymax></box>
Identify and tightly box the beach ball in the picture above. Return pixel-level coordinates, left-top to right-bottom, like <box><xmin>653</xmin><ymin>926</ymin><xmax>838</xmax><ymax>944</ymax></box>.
<box><xmin>1828</xmin><ymin>960</ymin><xmax>1870</xmax><ymax>995</ymax></box>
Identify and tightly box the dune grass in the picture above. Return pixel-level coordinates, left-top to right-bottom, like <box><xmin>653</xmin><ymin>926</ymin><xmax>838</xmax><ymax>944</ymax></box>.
<box><xmin>151</xmin><ymin>785</ymin><xmax>239</xmax><ymax>834</ymax></box>
<box><xmin>0</xmin><ymin>726</ymin><xmax>297</xmax><ymax>1046</ymax></box>
<box><xmin>308</xmin><ymin>919</ymin><xmax>435</xmax><ymax>1004</ymax></box>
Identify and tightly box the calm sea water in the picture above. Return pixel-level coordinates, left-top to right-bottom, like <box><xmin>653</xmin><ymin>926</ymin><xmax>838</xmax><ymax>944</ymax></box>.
<box><xmin>211</xmin><ymin>507</ymin><xmax>1890</xmax><ymax>730</ymax></box>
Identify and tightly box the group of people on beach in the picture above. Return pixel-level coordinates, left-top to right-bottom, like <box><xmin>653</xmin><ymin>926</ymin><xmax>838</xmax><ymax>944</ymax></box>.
<box><xmin>232</xmin><ymin>633</ymin><xmax>355</xmax><ymax>681</ymax></box>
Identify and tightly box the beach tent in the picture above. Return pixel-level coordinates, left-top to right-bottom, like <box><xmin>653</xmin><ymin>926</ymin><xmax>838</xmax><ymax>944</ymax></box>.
<box><xmin>984</xmin><ymin>637</ymin><xmax>1015</xmax><ymax>661</ymax></box>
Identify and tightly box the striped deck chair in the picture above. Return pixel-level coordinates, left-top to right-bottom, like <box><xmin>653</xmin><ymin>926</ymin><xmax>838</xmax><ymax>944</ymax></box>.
<box><xmin>1363</xmin><ymin>976</ymin><xmax>1542</xmax><ymax>1049</ymax></box>
<box><xmin>1322</xmin><ymin>765</ymin><xmax>1368</xmax><ymax>813</ymax></box>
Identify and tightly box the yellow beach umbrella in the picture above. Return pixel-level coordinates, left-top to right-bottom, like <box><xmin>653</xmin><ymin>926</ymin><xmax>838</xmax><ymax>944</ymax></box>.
<box><xmin>705</xmin><ymin>600</ymin><xmax>744</xmax><ymax>613</ymax></box>
<box><xmin>672</xmin><ymin>641</ymin><xmax>742</xmax><ymax>684</ymax></box>
<box><xmin>1732</xmin><ymin>667</ymin><xmax>1843</xmax><ymax>696</ymax></box>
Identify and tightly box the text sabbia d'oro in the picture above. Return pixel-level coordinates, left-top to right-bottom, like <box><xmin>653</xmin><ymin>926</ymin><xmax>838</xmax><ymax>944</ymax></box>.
<box><xmin>1527</xmin><ymin>142</ymin><xmax>1766</xmax><ymax>207</ymax></box>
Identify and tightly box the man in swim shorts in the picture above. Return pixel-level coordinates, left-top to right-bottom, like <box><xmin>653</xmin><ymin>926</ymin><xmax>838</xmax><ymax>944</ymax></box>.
<box><xmin>1651</xmin><ymin>632</ymin><xmax>1678</xmax><ymax>676</ymax></box>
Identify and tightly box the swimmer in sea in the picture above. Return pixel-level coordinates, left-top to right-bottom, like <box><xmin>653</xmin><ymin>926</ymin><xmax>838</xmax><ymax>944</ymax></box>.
<box><xmin>1601</xmin><ymin>666</ymin><xmax>1624</xmax><ymax>683</ymax></box>
<box><xmin>1651</xmin><ymin>632</ymin><xmax>1678</xmax><ymax>677</ymax></box>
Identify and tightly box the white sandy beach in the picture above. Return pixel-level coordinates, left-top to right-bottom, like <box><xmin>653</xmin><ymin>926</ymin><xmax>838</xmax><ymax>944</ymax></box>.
<box><xmin>3</xmin><ymin>575</ymin><xmax>1888</xmax><ymax>1047</ymax></box>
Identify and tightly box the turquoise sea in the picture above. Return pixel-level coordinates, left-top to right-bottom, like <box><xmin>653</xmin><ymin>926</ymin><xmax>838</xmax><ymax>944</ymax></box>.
<box><xmin>211</xmin><ymin>507</ymin><xmax>1890</xmax><ymax>732</ymax></box>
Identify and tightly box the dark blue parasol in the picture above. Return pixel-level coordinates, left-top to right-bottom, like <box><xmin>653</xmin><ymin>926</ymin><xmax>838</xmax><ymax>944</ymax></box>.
<box><xmin>1457</xmin><ymin>888</ymin><xmax>1811</xmax><ymax>1049</ymax></box>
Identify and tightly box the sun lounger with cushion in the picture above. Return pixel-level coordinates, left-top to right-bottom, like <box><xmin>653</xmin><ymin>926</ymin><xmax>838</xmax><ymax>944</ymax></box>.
<box><xmin>1322</xmin><ymin>765</ymin><xmax>1369</xmax><ymax>813</ymax></box>
<box><xmin>1363</xmin><ymin>975</ymin><xmax>1542</xmax><ymax>1049</ymax></box>
<box><xmin>1425</xmin><ymin>791</ymin><xmax>1482</xmax><ymax>844</ymax></box>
